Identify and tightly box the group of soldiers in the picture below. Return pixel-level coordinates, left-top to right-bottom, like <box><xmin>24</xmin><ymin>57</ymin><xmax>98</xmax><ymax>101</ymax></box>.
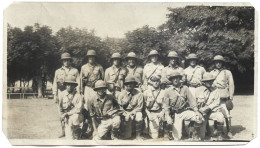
<box><xmin>53</xmin><ymin>49</ymin><xmax>234</xmax><ymax>141</ymax></box>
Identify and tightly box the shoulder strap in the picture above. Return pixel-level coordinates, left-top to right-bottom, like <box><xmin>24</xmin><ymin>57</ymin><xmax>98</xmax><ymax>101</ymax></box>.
<box><xmin>188</xmin><ymin>66</ymin><xmax>199</xmax><ymax>82</ymax></box>
<box><xmin>147</xmin><ymin>65</ymin><xmax>160</xmax><ymax>80</ymax></box>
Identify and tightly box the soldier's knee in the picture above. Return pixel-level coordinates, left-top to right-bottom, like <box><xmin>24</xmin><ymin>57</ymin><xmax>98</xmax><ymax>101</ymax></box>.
<box><xmin>135</xmin><ymin>112</ymin><xmax>143</xmax><ymax>122</ymax></box>
<box><xmin>216</xmin><ymin>113</ymin><xmax>225</xmax><ymax>124</ymax></box>
<box><xmin>112</xmin><ymin>116</ymin><xmax>121</xmax><ymax>128</ymax></box>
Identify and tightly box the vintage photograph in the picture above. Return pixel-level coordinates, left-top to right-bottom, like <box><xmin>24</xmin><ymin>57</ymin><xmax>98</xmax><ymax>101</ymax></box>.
<box><xmin>2</xmin><ymin>2</ymin><xmax>257</xmax><ymax>145</ymax></box>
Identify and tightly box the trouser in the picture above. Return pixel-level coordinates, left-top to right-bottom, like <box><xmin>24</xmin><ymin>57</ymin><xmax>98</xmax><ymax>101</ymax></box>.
<box><xmin>173</xmin><ymin>110</ymin><xmax>203</xmax><ymax>140</ymax></box>
<box><xmin>207</xmin><ymin>112</ymin><xmax>225</xmax><ymax>137</ymax></box>
<box><xmin>65</xmin><ymin>113</ymin><xmax>84</xmax><ymax>139</ymax></box>
<box><xmin>94</xmin><ymin>115</ymin><xmax>121</xmax><ymax>140</ymax></box>
<box><xmin>83</xmin><ymin>86</ymin><xmax>96</xmax><ymax>109</ymax></box>
<box><xmin>146</xmin><ymin>111</ymin><xmax>164</xmax><ymax>139</ymax></box>
<box><xmin>121</xmin><ymin>111</ymin><xmax>143</xmax><ymax>139</ymax></box>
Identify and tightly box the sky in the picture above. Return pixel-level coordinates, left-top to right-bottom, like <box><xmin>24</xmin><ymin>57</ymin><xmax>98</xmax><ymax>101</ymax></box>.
<box><xmin>5</xmin><ymin>2</ymin><xmax>184</xmax><ymax>38</ymax></box>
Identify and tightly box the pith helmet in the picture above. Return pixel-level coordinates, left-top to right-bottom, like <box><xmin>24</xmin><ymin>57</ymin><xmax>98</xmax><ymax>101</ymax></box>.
<box><xmin>150</xmin><ymin>75</ymin><xmax>161</xmax><ymax>82</ymax></box>
<box><xmin>126</xmin><ymin>52</ymin><xmax>137</xmax><ymax>59</ymax></box>
<box><xmin>87</xmin><ymin>50</ymin><xmax>97</xmax><ymax>56</ymax></box>
<box><xmin>94</xmin><ymin>80</ymin><xmax>107</xmax><ymax>91</ymax></box>
<box><xmin>168</xmin><ymin>51</ymin><xmax>179</xmax><ymax>58</ymax></box>
<box><xmin>61</xmin><ymin>52</ymin><xmax>72</xmax><ymax>60</ymax></box>
<box><xmin>201</xmin><ymin>72</ymin><xmax>215</xmax><ymax>82</ymax></box>
<box><xmin>167</xmin><ymin>70</ymin><xmax>182</xmax><ymax>80</ymax></box>
<box><xmin>111</xmin><ymin>52</ymin><xmax>122</xmax><ymax>59</ymax></box>
<box><xmin>64</xmin><ymin>75</ymin><xmax>78</xmax><ymax>85</ymax></box>
<box><xmin>186</xmin><ymin>53</ymin><xmax>198</xmax><ymax>60</ymax></box>
<box><xmin>148</xmin><ymin>50</ymin><xmax>159</xmax><ymax>57</ymax></box>
<box><xmin>124</xmin><ymin>76</ymin><xmax>137</xmax><ymax>85</ymax></box>
<box><xmin>213</xmin><ymin>55</ymin><xmax>225</xmax><ymax>62</ymax></box>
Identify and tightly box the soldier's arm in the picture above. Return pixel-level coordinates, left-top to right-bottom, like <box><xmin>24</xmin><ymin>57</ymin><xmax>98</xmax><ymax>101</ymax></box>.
<box><xmin>79</xmin><ymin>66</ymin><xmax>84</xmax><ymax>94</ymax></box>
<box><xmin>186</xmin><ymin>87</ymin><xmax>198</xmax><ymax>112</ymax></box>
<box><xmin>75</xmin><ymin>69</ymin><xmax>80</xmax><ymax>94</ymax></box>
<box><xmin>52</xmin><ymin>70</ymin><xmax>58</xmax><ymax>95</ymax></box>
<box><xmin>100</xmin><ymin>65</ymin><xmax>105</xmax><ymax>80</ymax></box>
<box><xmin>67</xmin><ymin>94</ymin><xmax>83</xmax><ymax>116</ymax></box>
<box><xmin>131</xmin><ymin>94</ymin><xmax>144</xmax><ymax>114</ymax></box>
<box><xmin>227</xmin><ymin>71</ymin><xmax>235</xmax><ymax>100</ymax></box>
<box><xmin>162</xmin><ymin>93</ymin><xmax>171</xmax><ymax>117</ymax></box>
<box><xmin>104</xmin><ymin>68</ymin><xmax>109</xmax><ymax>83</ymax></box>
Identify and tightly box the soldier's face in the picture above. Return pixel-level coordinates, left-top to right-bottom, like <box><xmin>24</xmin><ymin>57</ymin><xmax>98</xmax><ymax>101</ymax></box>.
<box><xmin>215</xmin><ymin>61</ymin><xmax>223</xmax><ymax>69</ymax></box>
<box><xmin>113</xmin><ymin>59</ymin><xmax>120</xmax><ymax>66</ymax></box>
<box><xmin>127</xmin><ymin>58</ymin><xmax>136</xmax><ymax>67</ymax></box>
<box><xmin>88</xmin><ymin>56</ymin><xmax>96</xmax><ymax>64</ymax></box>
<box><xmin>152</xmin><ymin>80</ymin><xmax>160</xmax><ymax>89</ymax></box>
<box><xmin>189</xmin><ymin>59</ymin><xmax>197</xmax><ymax>67</ymax></box>
<box><xmin>169</xmin><ymin>57</ymin><xmax>178</xmax><ymax>66</ymax></box>
<box><xmin>204</xmin><ymin>81</ymin><xmax>213</xmax><ymax>88</ymax></box>
<box><xmin>66</xmin><ymin>84</ymin><xmax>76</xmax><ymax>93</ymax></box>
<box><xmin>96</xmin><ymin>88</ymin><xmax>106</xmax><ymax>96</ymax></box>
<box><xmin>150</xmin><ymin>55</ymin><xmax>158</xmax><ymax>63</ymax></box>
<box><xmin>171</xmin><ymin>76</ymin><xmax>181</xmax><ymax>86</ymax></box>
<box><xmin>107</xmin><ymin>83</ymin><xmax>115</xmax><ymax>92</ymax></box>
<box><xmin>63</xmin><ymin>59</ymin><xmax>71</xmax><ymax>67</ymax></box>
<box><xmin>125</xmin><ymin>83</ymin><xmax>135</xmax><ymax>92</ymax></box>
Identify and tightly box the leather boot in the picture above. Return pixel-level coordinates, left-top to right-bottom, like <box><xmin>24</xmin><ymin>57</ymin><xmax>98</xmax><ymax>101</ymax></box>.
<box><xmin>165</xmin><ymin>124</ymin><xmax>174</xmax><ymax>140</ymax></box>
<box><xmin>192</xmin><ymin>123</ymin><xmax>201</xmax><ymax>141</ymax></box>
<box><xmin>59</xmin><ymin>123</ymin><xmax>65</xmax><ymax>138</ymax></box>
<box><xmin>216</xmin><ymin>123</ymin><xmax>226</xmax><ymax>140</ymax></box>
<box><xmin>135</xmin><ymin>121</ymin><xmax>144</xmax><ymax>140</ymax></box>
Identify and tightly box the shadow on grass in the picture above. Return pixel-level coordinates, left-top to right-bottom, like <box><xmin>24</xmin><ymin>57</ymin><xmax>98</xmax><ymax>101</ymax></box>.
<box><xmin>230</xmin><ymin>125</ymin><xmax>246</xmax><ymax>136</ymax></box>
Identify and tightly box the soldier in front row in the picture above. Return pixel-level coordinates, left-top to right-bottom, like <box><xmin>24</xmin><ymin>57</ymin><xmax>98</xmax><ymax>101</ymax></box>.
<box><xmin>143</xmin><ymin>75</ymin><xmax>166</xmax><ymax>139</ymax></box>
<box><xmin>117</xmin><ymin>76</ymin><xmax>144</xmax><ymax>140</ymax></box>
<box><xmin>87</xmin><ymin>80</ymin><xmax>121</xmax><ymax>140</ymax></box>
<box><xmin>163</xmin><ymin>70</ymin><xmax>204</xmax><ymax>140</ymax></box>
<box><xmin>59</xmin><ymin>75</ymin><xmax>84</xmax><ymax>139</ymax></box>
<box><xmin>53</xmin><ymin>52</ymin><xmax>80</xmax><ymax>138</ymax></box>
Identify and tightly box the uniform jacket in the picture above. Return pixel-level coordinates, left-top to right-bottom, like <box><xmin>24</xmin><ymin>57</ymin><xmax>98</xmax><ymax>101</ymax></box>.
<box><xmin>143</xmin><ymin>88</ymin><xmax>165</xmax><ymax>111</ymax></box>
<box><xmin>59</xmin><ymin>90</ymin><xmax>83</xmax><ymax>115</ymax></box>
<box><xmin>143</xmin><ymin>62</ymin><xmax>164</xmax><ymax>87</ymax></box>
<box><xmin>104</xmin><ymin>65</ymin><xmax>127</xmax><ymax>88</ymax></box>
<box><xmin>161</xmin><ymin>65</ymin><xmax>184</xmax><ymax>85</ymax></box>
<box><xmin>126</xmin><ymin>65</ymin><xmax>143</xmax><ymax>85</ymax></box>
<box><xmin>184</xmin><ymin>65</ymin><xmax>206</xmax><ymax>87</ymax></box>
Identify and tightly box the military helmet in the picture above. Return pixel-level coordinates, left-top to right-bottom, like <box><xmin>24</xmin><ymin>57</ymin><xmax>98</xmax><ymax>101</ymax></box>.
<box><xmin>111</xmin><ymin>52</ymin><xmax>122</xmax><ymax>59</ymax></box>
<box><xmin>64</xmin><ymin>75</ymin><xmax>78</xmax><ymax>85</ymax></box>
<box><xmin>61</xmin><ymin>52</ymin><xmax>72</xmax><ymax>60</ymax></box>
<box><xmin>126</xmin><ymin>52</ymin><xmax>137</xmax><ymax>59</ymax></box>
<box><xmin>148</xmin><ymin>50</ymin><xmax>159</xmax><ymax>57</ymax></box>
<box><xmin>124</xmin><ymin>76</ymin><xmax>138</xmax><ymax>85</ymax></box>
<box><xmin>168</xmin><ymin>51</ymin><xmax>179</xmax><ymax>58</ymax></box>
<box><xmin>167</xmin><ymin>70</ymin><xmax>182</xmax><ymax>80</ymax></box>
<box><xmin>213</xmin><ymin>55</ymin><xmax>225</xmax><ymax>62</ymax></box>
<box><xmin>87</xmin><ymin>50</ymin><xmax>97</xmax><ymax>56</ymax></box>
<box><xmin>150</xmin><ymin>75</ymin><xmax>161</xmax><ymax>82</ymax></box>
<box><xmin>201</xmin><ymin>72</ymin><xmax>215</xmax><ymax>82</ymax></box>
<box><xmin>94</xmin><ymin>80</ymin><xmax>107</xmax><ymax>91</ymax></box>
<box><xmin>186</xmin><ymin>53</ymin><xmax>198</xmax><ymax>60</ymax></box>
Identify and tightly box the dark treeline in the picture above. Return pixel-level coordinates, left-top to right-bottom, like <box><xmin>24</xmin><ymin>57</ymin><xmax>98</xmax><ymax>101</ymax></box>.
<box><xmin>7</xmin><ymin>6</ymin><xmax>254</xmax><ymax>97</ymax></box>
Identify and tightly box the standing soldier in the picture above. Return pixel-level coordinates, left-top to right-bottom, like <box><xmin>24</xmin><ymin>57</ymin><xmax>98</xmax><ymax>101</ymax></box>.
<box><xmin>117</xmin><ymin>76</ymin><xmax>144</xmax><ymax>140</ymax></box>
<box><xmin>161</xmin><ymin>51</ymin><xmax>184</xmax><ymax>88</ymax></box>
<box><xmin>125</xmin><ymin>52</ymin><xmax>143</xmax><ymax>90</ymax></box>
<box><xmin>209</xmin><ymin>55</ymin><xmax>234</xmax><ymax>135</ymax></box>
<box><xmin>53</xmin><ymin>52</ymin><xmax>80</xmax><ymax>138</ymax></box>
<box><xmin>143</xmin><ymin>50</ymin><xmax>164</xmax><ymax>91</ymax></box>
<box><xmin>87</xmin><ymin>80</ymin><xmax>121</xmax><ymax>140</ymax></box>
<box><xmin>104</xmin><ymin>52</ymin><xmax>126</xmax><ymax>89</ymax></box>
<box><xmin>59</xmin><ymin>75</ymin><xmax>84</xmax><ymax>139</ymax></box>
<box><xmin>163</xmin><ymin>70</ymin><xmax>204</xmax><ymax>140</ymax></box>
<box><xmin>80</xmin><ymin>50</ymin><xmax>104</xmax><ymax>105</ymax></box>
<box><xmin>184</xmin><ymin>53</ymin><xmax>206</xmax><ymax>97</ymax></box>
<box><xmin>143</xmin><ymin>75</ymin><xmax>165</xmax><ymax>139</ymax></box>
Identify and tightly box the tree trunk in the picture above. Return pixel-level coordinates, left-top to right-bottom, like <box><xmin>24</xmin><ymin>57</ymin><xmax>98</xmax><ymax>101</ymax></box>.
<box><xmin>37</xmin><ymin>75</ymin><xmax>43</xmax><ymax>98</ymax></box>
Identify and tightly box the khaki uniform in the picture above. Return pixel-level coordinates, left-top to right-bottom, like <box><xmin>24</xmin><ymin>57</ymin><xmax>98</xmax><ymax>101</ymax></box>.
<box><xmin>126</xmin><ymin>65</ymin><xmax>143</xmax><ymax>86</ymax></box>
<box><xmin>184</xmin><ymin>65</ymin><xmax>206</xmax><ymax>97</ymax></box>
<box><xmin>161</xmin><ymin>65</ymin><xmax>184</xmax><ymax>86</ymax></box>
<box><xmin>117</xmin><ymin>89</ymin><xmax>144</xmax><ymax>139</ymax></box>
<box><xmin>163</xmin><ymin>85</ymin><xmax>203</xmax><ymax>140</ymax></box>
<box><xmin>87</xmin><ymin>94</ymin><xmax>121</xmax><ymax>140</ymax></box>
<box><xmin>143</xmin><ymin>88</ymin><xmax>165</xmax><ymax>139</ymax></box>
<box><xmin>80</xmin><ymin>63</ymin><xmax>104</xmax><ymax>108</ymax></box>
<box><xmin>53</xmin><ymin>66</ymin><xmax>80</xmax><ymax>102</ymax></box>
<box><xmin>210</xmin><ymin>69</ymin><xmax>234</xmax><ymax>99</ymax></box>
<box><xmin>104</xmin><ymin>65</ymin><xmax>127</xmax><ymax>89</ymax></box>
<box><xmin>143</xmin><ymin>63</ymin><xmax>164</xmax><ymax>90</ymax></box>
<box><xmin>59</xmin><ymin>90</ymin><xmax>84</xmax><ymax>139</ymax></box>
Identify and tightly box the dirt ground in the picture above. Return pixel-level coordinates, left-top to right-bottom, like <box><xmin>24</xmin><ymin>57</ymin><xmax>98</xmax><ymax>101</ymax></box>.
<box><xmin>4</xmin><ymin>95</ymin><xmax>257</xmax><ymax>141</ymax></box>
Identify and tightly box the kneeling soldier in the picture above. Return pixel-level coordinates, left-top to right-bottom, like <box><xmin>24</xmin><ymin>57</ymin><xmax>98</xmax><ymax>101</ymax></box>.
<box><xmin>118</xmin><ymin>76</ymin><xmax>144</xmax><ymax>140</ymax></box>
<box><xmin>59</xmin><ymin>75</ymin><xmax>84</xmax><ymax>140</ymax></box>
<box><xmin>88</xmin><ymin>80</ymin><xmax>121</xmax><ymax>140</ymax></box>
<box><xmin>164</xmin><ymin>70</ymin><xmax>204</xmax><ymax>140</ymax></box>
<box><xmin>197</xmin><ymin>72</ymin><xmax>227</xmax><ymax>140</ymax></box>
<box><xmin>143</xmin><ymin>75</ymin><xmax>165</xmax><ymax>139</ymax></box>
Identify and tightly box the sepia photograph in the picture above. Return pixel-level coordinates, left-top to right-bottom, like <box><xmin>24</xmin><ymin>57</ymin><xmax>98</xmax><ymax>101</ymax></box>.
<box><xmin>2</xmin><ymin>1</ymin><xmax>257</xmax><ymax>146</ymax></box>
